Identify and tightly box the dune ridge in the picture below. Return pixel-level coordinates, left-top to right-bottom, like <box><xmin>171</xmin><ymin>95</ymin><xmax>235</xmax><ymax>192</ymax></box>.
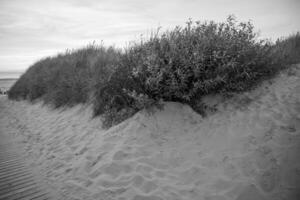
<box><xmin>0</xmin><ymin>65</ymin><xmax>299</xmax><ymax>200</ymax></box>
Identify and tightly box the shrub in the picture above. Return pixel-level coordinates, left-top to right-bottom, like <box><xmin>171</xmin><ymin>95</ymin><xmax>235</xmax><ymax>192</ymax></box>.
<box><xmin>108</xmin><ymin>16</ymin><xmax>285</xmax><ymax>116</ymax></box>
<box><xmin>8</xmin><ymin>15</ymin><xmax>299</xmax><ymax>127</ymax></box>
<box><xmin>9</xmin><ymin>45</ymin><xmax>100</xmax><ymax>107</ymax></box>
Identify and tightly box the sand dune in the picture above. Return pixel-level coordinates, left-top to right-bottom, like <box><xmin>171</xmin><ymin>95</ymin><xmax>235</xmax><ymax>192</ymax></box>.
<box><xmin>0</xmin><ymin>65</ymin><xmax>299</xmax><ymax>200</ymax></box>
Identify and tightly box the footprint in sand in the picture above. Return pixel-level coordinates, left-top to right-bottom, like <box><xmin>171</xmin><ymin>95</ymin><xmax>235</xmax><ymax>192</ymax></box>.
<box><xmin>140</xmin><ymin>180</ymin><xmax>159</xmax><ymax>193</ymax></box>
<box><xmin>253</xmin><ymin>145</ymin><xmax>277</xmax><ymax>170</ymax></box>
<box><xmin>113</xmin><ymin>150</ymin><xmax>132</xmax><ymax>160</ymax></box>
<box><xmin>256</xmin><ymin>167</ymin><xmax>279</xmax><ymax>193</ymax></box>
<box><xmin>132</xmin><ymin>174</ymin><xmax>145</xmax><ymax>188</ymax></box>
<box><xmin>154</xmin><ymin>170</ymin><xmax>166</xmax><ymax>178</ymax></box>
<box><xmin>237</xmin><ymin>156</ymin><xmax>258</xmax><ymax>177</ymax></box>
<box><xmin>178</xmin><ymin>166</ymin><xmax>210</xmax><ymax>185</ymax></box>
<box><xmin>90</xmin><ymin>161</ymin><xmax>134</xmax><ymax>179</ymax></box>
<box><xmin>136</xmin><ymin>164</ymin><xmax>154</xmax><ymax>178</ymax></box>
<box><xmin>131</xmin><ymin>174</ymin><xmax>159</xmax><ymax>193</ymax></box>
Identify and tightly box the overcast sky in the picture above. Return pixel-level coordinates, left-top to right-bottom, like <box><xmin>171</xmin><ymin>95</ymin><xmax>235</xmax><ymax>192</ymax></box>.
<box><xmin>0</xmin><ymin>0</ymin><xmax>299</xmax><ymax>73</ymax></box>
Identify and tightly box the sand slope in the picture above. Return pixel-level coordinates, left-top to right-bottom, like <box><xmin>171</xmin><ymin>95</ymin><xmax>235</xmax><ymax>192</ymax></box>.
<box><xmin>0</xmin><ymin>65</ymin><xmax>300</xmax><ymax>200</ymax></box>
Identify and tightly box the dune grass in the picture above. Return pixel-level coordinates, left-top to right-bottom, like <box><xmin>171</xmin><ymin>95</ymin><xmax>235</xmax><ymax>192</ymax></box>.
<box><xmin>8</xmin><ymin>16</ymin><xmax>300</xmax><ymax>127</ymax></box>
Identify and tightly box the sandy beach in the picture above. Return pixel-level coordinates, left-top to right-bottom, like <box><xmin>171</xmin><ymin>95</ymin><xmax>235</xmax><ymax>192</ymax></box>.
<box><xmin>0</xmin><ymin>65</ymin><xmax>299</xmax><ymax>200</ymax></box>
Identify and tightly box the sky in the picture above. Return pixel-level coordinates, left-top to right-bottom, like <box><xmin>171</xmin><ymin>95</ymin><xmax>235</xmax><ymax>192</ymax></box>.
<box><xmin>0</xmin><ymin>0</ymin><xmax>299</xmax><ymax>76</ymax></box>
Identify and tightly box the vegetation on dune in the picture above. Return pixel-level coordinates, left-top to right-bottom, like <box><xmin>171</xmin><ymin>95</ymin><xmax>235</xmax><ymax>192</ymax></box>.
<box><xmin>8</xmin><ymin>15</ymin><xmax>300</xmax><ymax>127</ymax></box>
<box><xmin>273</xmin><ymin>32</ymin><xmax>300</xmax><ymax>65</ymax></box>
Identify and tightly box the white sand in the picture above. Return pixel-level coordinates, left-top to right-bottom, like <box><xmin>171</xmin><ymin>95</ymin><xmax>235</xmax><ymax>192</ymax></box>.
<box><xmin>0</xmin><ymin>65</ymin><xmax>299</xmax><ymax>200</ymax></box>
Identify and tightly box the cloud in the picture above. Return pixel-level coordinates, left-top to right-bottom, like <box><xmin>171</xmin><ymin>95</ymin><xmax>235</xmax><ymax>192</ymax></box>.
<box><xmin>0</xmin><ymin>0</ymin><xmax>299</xmax><ymax>72</ymax></box>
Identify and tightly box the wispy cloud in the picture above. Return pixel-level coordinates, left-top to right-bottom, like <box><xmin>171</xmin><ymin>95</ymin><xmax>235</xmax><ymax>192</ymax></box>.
<box><xmin>0</xmin><ymin>0</ymin><xmax>299</xmax><ymax>72</ymax></box>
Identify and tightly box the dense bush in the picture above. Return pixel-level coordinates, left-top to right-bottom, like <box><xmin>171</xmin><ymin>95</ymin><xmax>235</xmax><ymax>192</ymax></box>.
<box><xmin>9</xmin><ymin>45</ymin><xmax>100</xmax><ymax>107</ymax></box>
<box><xmin>92</xmin><ymin>16</ymin><xmax>286</xmax><ymax>125</ymax></box>
<box><xmin>124</xmin><ymin>17</ymin><xmax>275</xmax><ymax>100</ymax></box>
<box><xmin>8</xmin><ymin>16</ymin><xmax>300</xmax><ymax>127</ymax></box>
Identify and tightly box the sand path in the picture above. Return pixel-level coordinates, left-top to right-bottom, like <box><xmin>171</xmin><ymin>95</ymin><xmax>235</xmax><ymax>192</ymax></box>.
<box><xmin>0</xmin><ymin>126</ymin><xmax>57</xmax><ymax>200</ymax></box>
<box><xmin>0</xmin><ymin>64</ymin><xmax>300</xmax><ymax>200</ymax></box>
